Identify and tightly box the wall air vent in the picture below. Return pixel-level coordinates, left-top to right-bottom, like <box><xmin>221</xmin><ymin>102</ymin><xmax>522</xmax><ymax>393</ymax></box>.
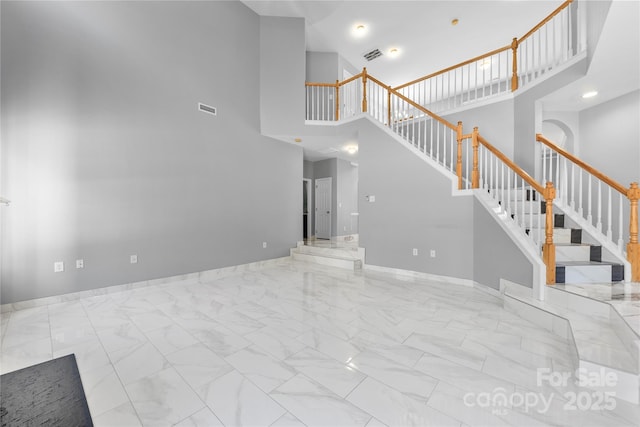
<box><xmin>363</xmin><ymin>49</ymin><xmax>383</xmax><ymax>61</ymax></box>
<box><xmin>198</xmin><ymin>103</ymin><xmax>217</xmax><ymax>116</ymax></box>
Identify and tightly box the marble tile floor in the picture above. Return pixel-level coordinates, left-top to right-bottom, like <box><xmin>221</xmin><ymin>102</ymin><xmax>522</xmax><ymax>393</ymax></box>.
<box><xmin>554</xmin><ymin>282</ymin><xmax>640</xmax><ymax>336</ymax></box>
<box><xmin>1</xmin><ymin>260</ymin><xmax>639</xmax><ymax>426</ymax></box>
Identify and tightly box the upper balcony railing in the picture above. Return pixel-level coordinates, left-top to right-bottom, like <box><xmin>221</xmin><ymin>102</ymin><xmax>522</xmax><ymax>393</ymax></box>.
<box><xmin>393</xmin><ymin>0</ymin><xmax>583</xmax><ymax>113</ymax></box>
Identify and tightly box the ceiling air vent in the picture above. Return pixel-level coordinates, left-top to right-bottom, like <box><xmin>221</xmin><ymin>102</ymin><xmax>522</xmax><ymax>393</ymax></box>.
<box><xmin>198</xmin><ymin>103</ymin><xmax>217</xmax><ymax>116</ymax></box>
<box><xmin>363</xmin><ymin>48</ymin><xmax>383</xmax><ymax>62</ymax></box>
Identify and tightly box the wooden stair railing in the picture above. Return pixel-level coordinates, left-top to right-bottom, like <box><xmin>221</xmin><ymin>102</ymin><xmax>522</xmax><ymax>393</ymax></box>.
<box><xmin>307</xmin><ymin>69</ymin><xmax>560</xmax><ymax>284</ymax></box>
<box><xmin>537</xmin><ymin>134</ymin><xmax>639</xmax><ymax>281</ymax></box>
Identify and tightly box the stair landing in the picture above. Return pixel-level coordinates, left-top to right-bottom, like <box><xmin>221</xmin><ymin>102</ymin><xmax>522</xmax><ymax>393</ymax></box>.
<box><xmin>290</xmin><ymin>239</ymin><xmax>364</xmax><ymax>271</ymax></box>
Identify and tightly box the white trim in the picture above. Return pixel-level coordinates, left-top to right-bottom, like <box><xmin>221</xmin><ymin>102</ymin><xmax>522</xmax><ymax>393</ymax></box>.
<box><xmin>0</xmin><ymin>257</ymin><xmax>291</xmax><ymax>313</ymax></box>
<box><xmin>475</xmin><ymin>189</ymin><xmax>547</xmax><ymax>301</ymax></box>
<box><xmin>364</xmin><ymin>264</ymin><xmax>475</xmax><ymax>288</ymax></box>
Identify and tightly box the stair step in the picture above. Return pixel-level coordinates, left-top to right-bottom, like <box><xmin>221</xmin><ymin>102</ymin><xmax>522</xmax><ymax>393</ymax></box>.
<box><xmin>556</xmin><ymin>244</ymin><xmax>602</xmax><ymax>262</ymax></box>
<box><xmin>556</xmin><ymin>261</ymin><xmax>624</xmax><ymax>284</ymax></box>
<box><xmin>290</xmin><ymin>248</ymin><xmax>362</xmax><ymax>271</ymax></box>
<box><xmin>293</xmin><ymin>244</ymin><xmax>363</xmax><ymax>260</ymax></box>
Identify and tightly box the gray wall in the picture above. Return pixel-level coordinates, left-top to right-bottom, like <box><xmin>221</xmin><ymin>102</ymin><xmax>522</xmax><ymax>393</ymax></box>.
<box><xmin>1</xmin><ymin>1</ymin><xmax>302</xmax><ymax>304</ymax></box>
<box><xmin>306</xmin><ymin>52</ymin><xmax>339</xmax><ymax>83</ymax></box>
<box><xmin>336</xmin><ymin>159</ymin><xmax>358</xmax><ymax>236</ymax></box>
<box><xmin>260</xmin><ymin>16</ymin><xmax>306</xmax><ymax>137</ymax></box>
<box><xmin>306</xmin><ymin>51</ymin><xmax>359</xmax><ymax>83</ymax></box>
<box><xmin>585</xmin><ymin>0</ymin><xmax>613</xmax><ymax>67</ymax></box>
<box><xmin>443</xmin><ymin>98</ymin><xmax>515</xmax><ymax>159</ymax></box>
<box><xmin>473</xmin><ymin>198</ymin><xmax>533</xmax><ymax>289</ymax></box>
<box><xmin>579</xmin><ymin>90</ymin><xmax>640</xmax><ymax>186</ymax></box>
<box><xmin>357</xmin><ymin>119</ymin><xmax>475</xmax><ymax>279</ymax></box>
<box><xmin>513</xmin><ymin>58</ymin><xmax>587</xmax><ymax>175</ymax></box>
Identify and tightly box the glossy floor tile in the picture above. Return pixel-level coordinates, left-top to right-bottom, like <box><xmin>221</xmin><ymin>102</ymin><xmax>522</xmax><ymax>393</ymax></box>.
<box><xmin>1</xmin><ymin>259</ymin><xmax>638</xmax><ymax>426</ymax></box>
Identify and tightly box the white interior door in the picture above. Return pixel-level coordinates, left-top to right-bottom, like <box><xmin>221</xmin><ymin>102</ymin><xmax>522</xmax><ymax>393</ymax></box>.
<box><xmin>315</xmin><ymin>177</ymin><xmax>332</xmax><ymax>239</ymax></box>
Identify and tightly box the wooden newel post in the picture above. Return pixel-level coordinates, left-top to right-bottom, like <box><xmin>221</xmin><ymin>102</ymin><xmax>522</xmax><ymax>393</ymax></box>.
<box><xmin>511</xmin><ymin>37</ymin><xmax>519</xmax><ymax>92</ymax></box>
<box><xmin>362</xmin><ymin>67</ymin><xmax>368</xmax><ymax>113</ymax></box>
<box><xmin>543</xmin><ymin>181</ymin><xmax>556</xmax><ymax>284</ymax></box>
<box><xmin>471</xmin><ymin>127</ymin><xmax>479</xmax><ymax>189</ymax></box>
<box><xmin>456</xmin><ymin>121</ymin><xmax>463</xmax><ymax>190</ymax></box>
<box><xmin>335</xmin><ymin>80</ymin><xmax>340</xmax><ymax>121</ymax></box>
<box><xmin>627</xmin><ymin>182</ymin><xmax>640</xmax><ymax>281</ymax></box>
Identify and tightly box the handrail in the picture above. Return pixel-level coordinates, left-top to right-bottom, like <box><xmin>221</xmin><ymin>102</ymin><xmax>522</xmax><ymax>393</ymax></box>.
<box><xmin>478</xmin><ymin>135</ymin><xmax>545</xmax><ymax>195</ymax></box>
<box><xmin>338</xmin><ymin>72</ymin><xmax>364</xmax><ymax>87</ymax></box>
<box><xmin>537</xmin><ymin>133</ymin><xmax>639</xmax><ymax>281</ymax></box>
<box><xmin>305</xmin><ymin>82</ymin><xmax>337</xmax><ymax>88</ymax></box>
<box><xmin>519</xmin><ymin>0</ymin><xmax>573</xmax><ymax>43</ymax></box>
<box><xmin>381</xmin><ymin>78</ymin><xmax>459</xmax><ymax>132</ymax></box>
<box><xmin>536</xmin><ymin>134</ymin><xmax>627</xmax><ymax>195</ymax></box>
<box><xmin>393</xmin><ymin>44</ymin><xmax>511</xmax><ymax>91</ymax></box>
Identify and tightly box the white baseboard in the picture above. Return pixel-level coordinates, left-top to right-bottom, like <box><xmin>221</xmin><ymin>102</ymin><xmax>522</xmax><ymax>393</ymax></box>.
<box><xmin>0</xmin><ymin>257</ymin><xmax>291</xmax><ymax>313</ymax></box>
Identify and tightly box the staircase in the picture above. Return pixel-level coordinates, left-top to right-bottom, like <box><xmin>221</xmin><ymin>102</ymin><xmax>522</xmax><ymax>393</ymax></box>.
<box><xmin>524</xmin><ymin>198</ymin><xmax>626</xmax><ymax>284</ymax></box>
<box><xmin>553</xmin><ymin>211</ymin><xmax>625</xmax><ymax>284</ymax></box>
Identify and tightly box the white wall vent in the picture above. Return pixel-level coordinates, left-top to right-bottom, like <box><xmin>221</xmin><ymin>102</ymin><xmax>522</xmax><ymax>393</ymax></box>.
<box><xmin>198</xmin><ymin>103</ymin><xmax>217</xmax><ymax>116</ymax></box>
<box><xmin>363</xmin><ymin>49</ymin><xmax>383</xmax><ymax>61</ymax></box>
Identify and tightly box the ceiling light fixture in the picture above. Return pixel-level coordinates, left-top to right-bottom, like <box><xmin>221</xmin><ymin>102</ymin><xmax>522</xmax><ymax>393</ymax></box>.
<box><xmin>451</xmin><ymin>18</ymin><xmax>459</xmax><ymax>26</ymax></box>
<box><xmin>582</xmin><ymin>90</ymin><xmax>598</xmax><ymax>99</ymax></box>
<box><xmin>388</xmin><ymin>48</ymin><xmax>400</xmax><ymax>58</ymax></box>
<box><xmin>294</xmin><ymin>138</ymin><xmax>302</xmax><ymax>143</ymax></box>
<box><xmin>353</xmin><ymin>23</ymin><xmax>367</xmax><ymax>38</ymax></box>
<box><xmin>345</xmin><ymin>145</ymin><xmax>358</xmax><ymax>155</ymax></box>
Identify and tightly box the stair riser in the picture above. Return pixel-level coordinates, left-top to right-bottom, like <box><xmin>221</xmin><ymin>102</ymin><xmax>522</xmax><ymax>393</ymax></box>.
<box><xmin>291</xmin><ymin>251</ymin><xmax>362</xmax><ymax>271</ymax></box>
<box><xmin>556</xmin><ymin>265</ymin><xmax>624</xmax><ymax>284</ymax></box>
<box><xmin>294</xmin><ymin>245</ymin><xmax>363</xmax><ymax>260</ymax></box>
<box><xmin>556</xmin><ymin>246</ymin><xmax>592</xmax><ymax>263</ymax></box>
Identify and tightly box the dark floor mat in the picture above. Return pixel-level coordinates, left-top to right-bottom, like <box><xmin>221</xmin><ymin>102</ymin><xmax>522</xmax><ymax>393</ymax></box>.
<box><xmin>0</xmin><ymin>354</ymin><xmax>93</xmax><ymax>427</ymax></box>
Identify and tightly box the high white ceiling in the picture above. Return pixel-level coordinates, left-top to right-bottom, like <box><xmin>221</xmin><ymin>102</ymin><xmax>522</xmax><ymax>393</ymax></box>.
<box><xmin>243</xmin><ymin>0</ymin><xmax>561</xmax><ymax>87</ymax></box>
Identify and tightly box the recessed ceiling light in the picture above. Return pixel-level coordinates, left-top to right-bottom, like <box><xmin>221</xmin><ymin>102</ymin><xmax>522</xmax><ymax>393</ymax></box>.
<box><xmin>451</xmin><ymin>18</ymin><xmax>459</xmax><ymax>26</ymax></box>
<box><xmin>345</xmin><ymin>145</ymin><xmax>358</xmax><ymax>154</ymax></box>
<box><xmin>388</xmin><ymin>48</ymin><xmax>400</xmax><ymax>57</ymax></box>
<box><xmin>294</xmin><ymin>138</ymin><xmax>302</xmax><ymax>143</ymax></box>
<box><xmin>353</xmin><ymin>23</ymin><xmax>368</xmax><ymax>38</ymax></box>
<box><xmin>582</xmin><ymin>91</ymin><xmax>598</xmax><ymax>99</ymax></box>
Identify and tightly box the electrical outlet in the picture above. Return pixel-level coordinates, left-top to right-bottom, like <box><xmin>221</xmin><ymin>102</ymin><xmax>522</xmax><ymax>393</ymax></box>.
<box><xmin>430</xmin><ymin>249</ymin><xmax>436</xmax><ymax>258</ymax></box>
<box><xmin>412</xmin><ymin>248</ymin><xmax>418</xmax><ymax>256</ymax></box>
<box><xmin>76</xmin><ymin>259</ymin><xmax>84</xmax><ymax>269</ymax></box>
<box><xmin>54</xmin><ymin>261</ymin><xmax>64</xmax><ymax>273</ymax></box>
<box><xmin>262</xmin><ymin>242</ymin><xmax>267</xmax><ymax>249</ymax></box>
<box><xmin>130</xmin><ymin>254</ymin><xmax>138</xmax><ymax>264</ymax></box>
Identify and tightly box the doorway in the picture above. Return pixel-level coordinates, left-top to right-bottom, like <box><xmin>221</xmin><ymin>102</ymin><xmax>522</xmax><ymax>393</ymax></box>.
<box><xmin>315</xmin><ymin>177</ymin><xmax>332</xmax><ymax>239</ymax></box>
